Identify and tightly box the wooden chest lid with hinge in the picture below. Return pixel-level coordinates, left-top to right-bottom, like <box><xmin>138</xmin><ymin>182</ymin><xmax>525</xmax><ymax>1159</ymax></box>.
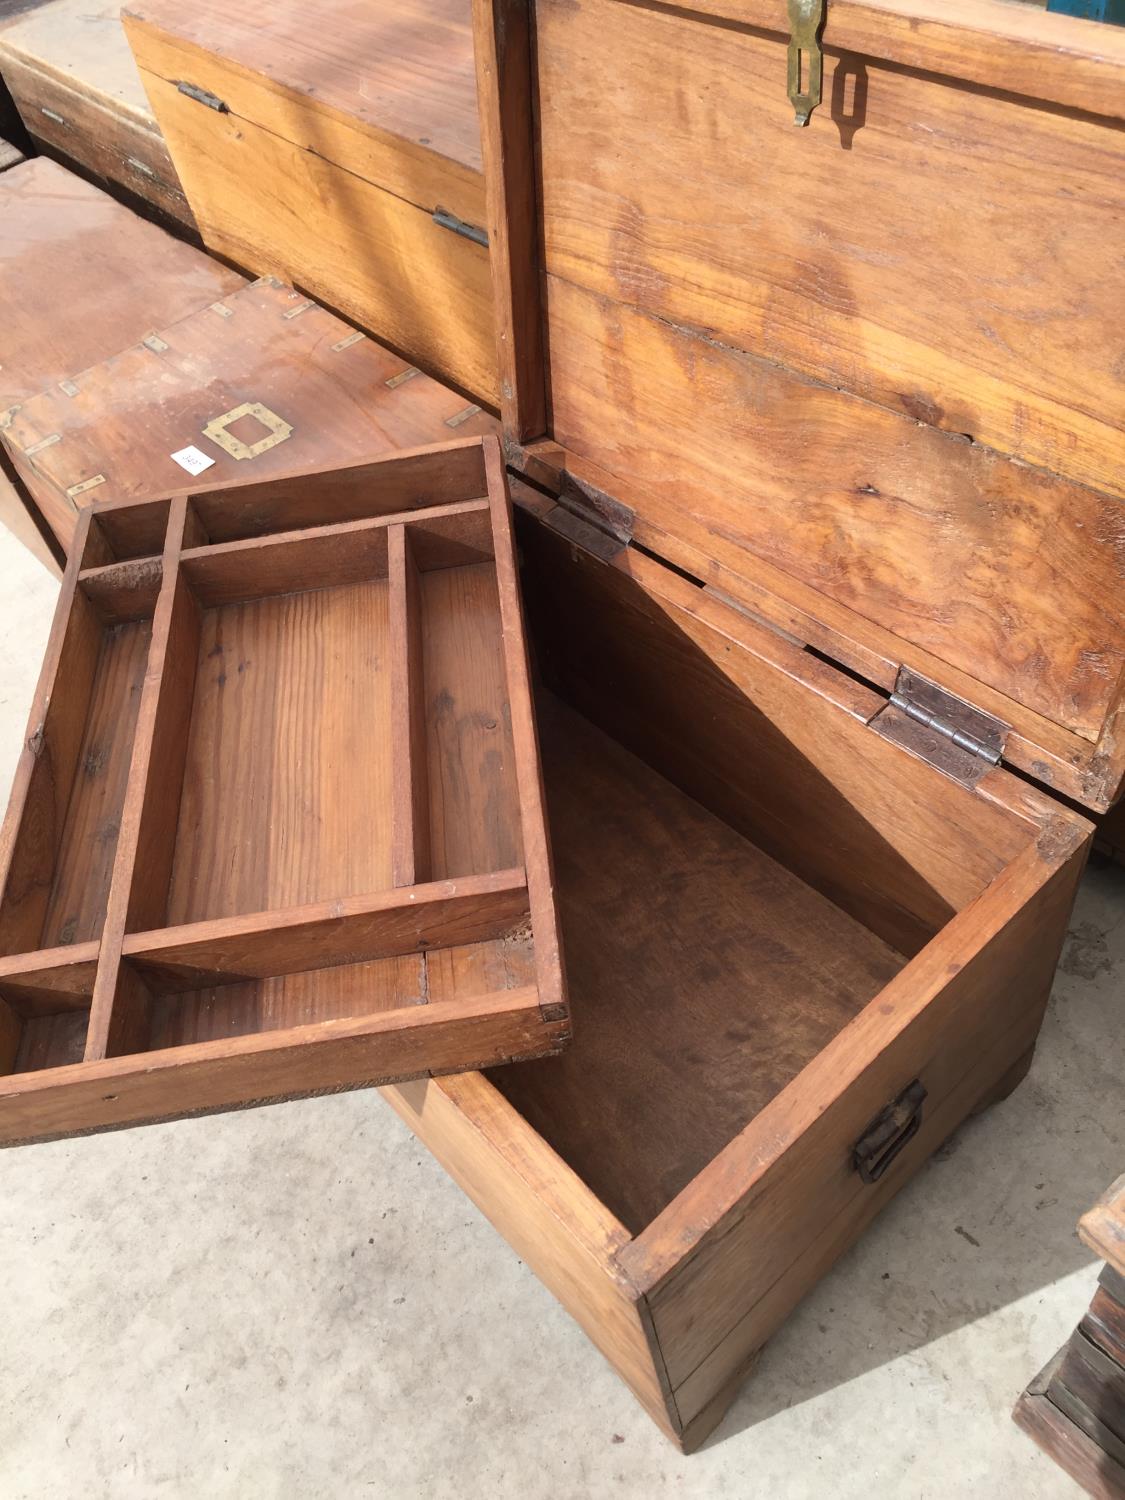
<box><xmin>485</xmin><ymin>0</ymin><xmax>1125</xmax><ymax>811</ymax></box>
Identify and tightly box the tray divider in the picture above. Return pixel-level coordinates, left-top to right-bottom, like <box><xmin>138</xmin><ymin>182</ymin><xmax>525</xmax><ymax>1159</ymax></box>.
<box><xmin>84</xmin><ymin>496</ymin><xmax>198</xmax><ymax>1061</ymax></box>
<box><xmin>122</xmin><ymin>870</ymin><xmax>532</xmax><ymax>994</ymax></box>
<box><xmin>388</xmin><ymin>523</ymin><xmax>432</xmax><ymax>889</ymax></box>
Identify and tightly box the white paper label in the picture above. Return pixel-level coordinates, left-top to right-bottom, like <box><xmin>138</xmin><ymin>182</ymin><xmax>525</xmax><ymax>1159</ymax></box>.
<box><xmin>171</xmin><ymin>444</ymin><xmax>215</xmax><ymax>476</ymax></box>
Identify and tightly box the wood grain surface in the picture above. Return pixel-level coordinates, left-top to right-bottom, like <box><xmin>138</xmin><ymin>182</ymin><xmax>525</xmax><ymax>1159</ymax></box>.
<box><xmin>0</xmin><ymin>0</ymin><xmax>189</xmax><ymax>222</ymax></box>
<box><xmin>0</xmin><ymin>442</ymin><xmax>567</xmax><ymax>1136</ymax></box>
<box><xmin>0</xmin><ymin>157</ymin><xmax>241</xmax><ymax>415</ymax></box>
<box><xmin>5</xmin><ymin>279</ymin><xmax>497</xmax><ymax>553</ymax></box>
<box><xmin>125</xmin><ymin>0</ymin><xmax>496</xmax><ymax>402</ymax></box>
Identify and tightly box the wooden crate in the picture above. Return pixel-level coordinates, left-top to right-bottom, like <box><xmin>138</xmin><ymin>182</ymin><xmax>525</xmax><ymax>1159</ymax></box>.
<box><xmin>379</xmin><ymin>0</ymin><xmax>1124</xmax><ymax>1451</ymax></box>
<box><xmin>122</xmin><ymin>0</ymin><xmax>496</xmax><ymax>405</ymax></box>
<box><xmin>3</xmin><ymin>275</ymin><xmax>495</xmax><ymax>554</ymax></box>
<box><xmin>0</xmin><ymin>0</ymin><xmax>189</xmax><ymax>226</ymax></box>
<box><xmin>0</xmin><ymin>437</ymin><xmax>566</xmax><ymax>1144</ymax></box>
<box><xmin>1015</xmin><ymin>1177</ymin><xmax>1125</xmax><ymax>1498</ymax></box>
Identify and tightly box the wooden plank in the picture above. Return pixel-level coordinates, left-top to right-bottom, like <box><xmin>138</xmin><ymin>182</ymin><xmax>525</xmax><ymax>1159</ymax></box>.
<box><xmin>0</xmin><ymin>944</ymin><xmax>98</xmax><ymax>1015</ymax></box>
<box><xmin>5</xmin><ymin>279</ymin><xmax>497</xmax><ymax>553</ymax></box>
<box><xmin>544</xmin><ymin>273</ymin><xmax>1125</xmax><ymax>767</ymax></box>
<box><xmin>382</xmin><ymin>1071</ymin><xmax>679</xmax><ymax>1439</ymax></box>
<box><xmin>181</xmin><ymin>520</ymin><xmax>391</xmax><ymax>608</ymax></box>
<box><xmin>84</xmin><ymin>497</ymin><xmax>187</xmax><ymax>1060</ymax></box>
<box><xmin>473</xmin><ymin>0</ymin><xmax>546</xmax><ymax>440</ymax></box>
<box><xmin>0</xmin><ymin>996</ymin><xmax>21</xmax><ymax>1075</ymax></box>
<box><xmin>0</xmin><ymin>987</ymin><xmax>569</xmax><ymax>1146</ymax></box>
<box><xmin>0</xmin><ymin>540</ymin><xmax>103</xmax><ymax>954</ymax></box>
<box><xmin>1082</xmin><ymin>1174</ymin><xmax>1125</xmax><ymax>1278</ymax></box>
<box><xmin>0</xmin><ymin>157</ymin><xmax>241</xmax><ymax>416</ymax></box>
<box><xmin>79</xmin><ymin>557</ymin><xmax>163</xmax><ymax>622</ymax></box>
<box><xmin>177</xmin><ymin>501</ymin><xmax>493</xmax><ymax>607</ymax></box>
<box><xmin>484</xmin><ymin>441</ymin><xmax>563</xmax><ymax>1017</ymax></box>
<box><xmin>125</xmin><ymin>52</ymin><xmax>496</xmax><ymax>404</ymax></box>
<box><xmin>682</xmin><ymin>0</ymin><xmax>1125</xmax><ymax>122</ymax></box>
<box><xmin>421</xmin><ymin>563</ymin><xmax>524</xmax><ymax>882</ymax></box>
<box><xmin>1085</xmin><ymin>1281</ymin><xmax>1125</xmax><ymax>1371</ymax></box>
<box><xmin>0</xmin><ymin>137</ymin><xmax>24</xmax><ymax>171</ymax></box>
<box><xmin>1056</xmin><ymin>1330</ymin><xmax>1125</xmax><ymax>1454</ymax></box>
<box><xmin>537</xmin><ymin>0</ymin><xmax>1125</xmax><ymax>500</ymax></box>
<box><xmin>0</xmin><ymin>463</ymin><xmax>61</xmax><ymax>575</ymax></box>
<box><xmin>0</xmin><ymin>0</ymin><xmax>189</xmax><ymax>223</ymax></box>
<box><xmin>123</xmin><ymin>0</ymin><xmax>483</xmax><ymax>190</ymax></box>
<box><xmin>184</xmin><ymin>441</ymin><xmax>490</xmax><ymax>544</ymax></box>
<box><xmin>1015</xmin><ymin>1348</ymin><xmax>1125</xmax><ymax>1500</ymax></box>
<box><xmin>389</xmin><ymin>526</ymin><xmax>432</xmax><ymax>887</ymax></box>
<box><xmin>618</xmin><ymin>822</ymin><xmax>1089</xmax><ymax>1391</ymax></box>
<box><xmin>123</xmin><ymin>872</ymin><xmax>531</xmax><ymax>991</ymax></box>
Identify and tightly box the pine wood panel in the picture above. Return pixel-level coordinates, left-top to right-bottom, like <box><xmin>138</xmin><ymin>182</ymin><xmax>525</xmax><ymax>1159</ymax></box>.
<box><xmin>125</xmin><ymin>14</ymin><xmax>497</xmax><ymax>404</ymax></box>
<box><xmin>124</xmin><ymin>0</ymin><xmax>481</xmax><ymax>184</ymax></box>
<box><xmin>422</xmin><ymin>563</ymin><xmax>523</xmax><ymax>880</ymax></box>
<box><xmin>39</xmin><ymin>618</ymin><xmax>151</xmax><ymax>947</ymax></box>
<box><xmin>166</xmin><ymin>579</ymin><xmax>395</xmax><ymax>923</ymax></box>
<box><xmin>537</xmin><ymin>0</ymin><xmax>1125</xmax><ymax>499</ymax></box>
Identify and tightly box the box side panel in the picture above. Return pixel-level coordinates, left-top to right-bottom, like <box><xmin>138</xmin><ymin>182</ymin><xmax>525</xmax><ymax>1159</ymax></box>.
<box><xmin>625</xmin><ymin>825</ymin><xmax>1088</xmax><ymax>1410</ymax></box>
<box><xmin>128</xmin><ymin>47</ymin><xmax>497</xmax><ymax>404</ymax></box>
<box><xmin>382</xmin><ymin>1072</ymin><xmax>678</xmax><ymax>1438</ymax></box>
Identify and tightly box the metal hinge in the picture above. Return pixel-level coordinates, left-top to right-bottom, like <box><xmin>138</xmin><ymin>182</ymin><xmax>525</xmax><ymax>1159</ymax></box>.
<box><xmin>177</xmin><ymin>81</ymin><xmax>228</xmax><ymax>112</ymax></box>
<box><xmin>432</xmin><ymin>208</ymin><xmax>489</xmax><ymax>248</ymax></box>
<box><xmin>542</xmin><ymin>469</ymin><xmax>636</xmax><ymax>562</ymax></box>
<box><xmin>872</xmin><ymin>668</ymin><xmax>1008</xmax><ymax>788</ymax></box>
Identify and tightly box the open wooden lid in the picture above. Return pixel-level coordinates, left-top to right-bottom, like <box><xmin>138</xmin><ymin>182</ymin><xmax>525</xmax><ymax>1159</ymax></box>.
<box><xmin>499</xmin><ymin>0</ymin><xmax>1125</xmax><ymax>811</ymax></box>
<box><xmin>0</xmin><ymin>439</ymin><xmax>567</xmax><ymax>1145</ymax></box>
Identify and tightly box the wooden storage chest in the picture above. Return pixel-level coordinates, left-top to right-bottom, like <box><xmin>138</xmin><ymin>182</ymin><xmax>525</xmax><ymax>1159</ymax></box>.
<box><xmin>0</xmin><ymin>0</ymin><xmax>1120</xmax><ymax>1457</ymax></box>
<box><xmin>0</xmin><ymin>438</ymin><xmax>567</xmax><ymax>1141</ymax></box>
<box><xmin>1015</xmin><ymin>1176</ymin><xmax>1125</xmax><ymax>1498</ymax></box>
<box><xmin>122</xmin><ymin>0</ymin><xmax>497</xmax><ymax>406</ymax></box>
<box><xmin>382</xmin><ymin>0</ymin><xmax>1125</xmax><ymax>1450</ymax></box>
<box><xmin>3</xmin><ymin>275</ymin><xmax>495</xmax><ymax>554</ymax></box>
<box><xmin>0</xmin><ymin>0</ymin><xmax>190</xmax><ymax>226</ymax></box>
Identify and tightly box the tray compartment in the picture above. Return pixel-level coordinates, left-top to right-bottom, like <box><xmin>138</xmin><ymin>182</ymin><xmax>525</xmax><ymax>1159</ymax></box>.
<box><xmin>0</xmin><ymin>565</ymin><xmax>157</xmax><ymax>964</ymax></box>
<box><xmin>0</xmin><ymin>440</ymin><xmax>566</xmax><ymax>1139</ymax></box>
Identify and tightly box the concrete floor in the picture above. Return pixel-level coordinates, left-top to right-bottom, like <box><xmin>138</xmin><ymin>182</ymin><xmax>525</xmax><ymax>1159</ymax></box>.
<box><xmin>0</xmin><ymin>523</ymin><xmax>1121</xmax><ymax>1500</ymax></box>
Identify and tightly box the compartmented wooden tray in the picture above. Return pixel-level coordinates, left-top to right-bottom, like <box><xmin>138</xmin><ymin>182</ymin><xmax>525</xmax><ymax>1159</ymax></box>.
<box><xmin>0</xmin><ymin>437</ymin><xmax>566</xmax><ymax>1143</ymax></box>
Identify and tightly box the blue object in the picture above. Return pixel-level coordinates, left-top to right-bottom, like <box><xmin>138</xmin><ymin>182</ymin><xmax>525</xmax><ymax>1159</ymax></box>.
<box><xmin>1046</xmin><ymin>0</ymin><xmax>1125</xmax><ymax>24</ymax></box>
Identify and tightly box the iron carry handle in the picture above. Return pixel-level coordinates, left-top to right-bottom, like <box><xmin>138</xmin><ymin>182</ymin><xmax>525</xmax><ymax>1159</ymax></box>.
<box><xmin>852</xmin><ymin>1079</ymin><xmax>927</xmax><ymax>1184</ymax></box>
